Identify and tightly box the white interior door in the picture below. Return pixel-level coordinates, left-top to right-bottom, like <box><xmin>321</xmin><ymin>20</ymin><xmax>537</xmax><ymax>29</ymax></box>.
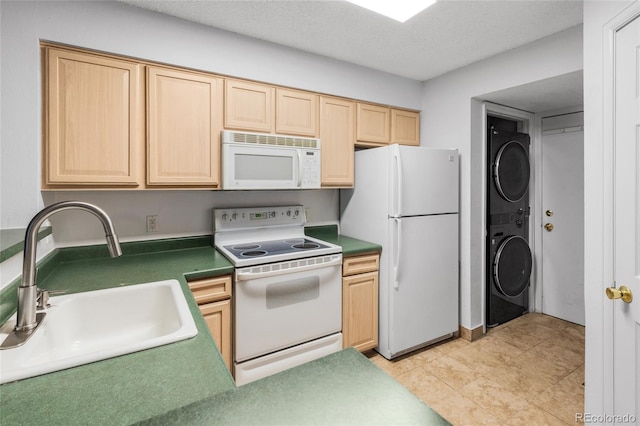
<box><xmin>541</xmin><ymin>126</ymin><xmax>585</xmax><ymax>325</ymax></box>
<box><xmin>610</xmin><ymin>12</ymin><xmax>640</xmax><ymax>417</ymax></box>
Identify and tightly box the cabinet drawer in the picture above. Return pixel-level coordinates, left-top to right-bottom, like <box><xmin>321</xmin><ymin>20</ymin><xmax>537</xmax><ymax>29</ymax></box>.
<box><xmin>188</xmin><ymin>275</ymin><xmax>232</xmax><ymax>304</ymax></box>
<box><xmin>343</xmin><ymin>254</ymin><xmax>380</xmax><ymax>276</ymax></box>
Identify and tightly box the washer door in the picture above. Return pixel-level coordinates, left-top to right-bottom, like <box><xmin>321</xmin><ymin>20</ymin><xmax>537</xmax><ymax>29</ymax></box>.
<box><xmin>493</xmin><ymin>235</ymin><xmax>532</xmax><ymax>297</ymax></box>
<box><xmin>494</xmin><ymin>141</ymin><xmax>530</xmax><ymax>202</ymax></box>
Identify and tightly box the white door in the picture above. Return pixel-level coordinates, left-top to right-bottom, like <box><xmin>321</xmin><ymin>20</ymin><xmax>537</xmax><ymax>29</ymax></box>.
<box><xmin>609</xmin><ymin>12</ymin><xmax>640</xmax><ymax>417</ymax></box>
<box><xmin>541</xmin><ymin>126</ymin><xmax>585</xmax><ymax>325</ymax></box>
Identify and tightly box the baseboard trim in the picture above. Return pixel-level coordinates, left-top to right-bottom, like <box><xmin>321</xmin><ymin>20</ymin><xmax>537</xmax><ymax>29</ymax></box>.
<box><xmin>459</xmin><ymin>325</ymin><xmax>484</xmax><ymax>342</ymax></box>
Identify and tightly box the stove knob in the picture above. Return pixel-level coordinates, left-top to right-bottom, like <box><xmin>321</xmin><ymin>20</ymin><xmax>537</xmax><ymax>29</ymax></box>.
<box><xmin>286</xmin><ymin>210</ymin><xmax>291</xmax><ymax>217</ymax></box>
<box><xmin>231</xmin><ymin>213</ymin><xmax>237</xmax><ymax>220</ymax></box>
<box><xmin>271</xmin><ymin>211</ymin><xmax>276</xmax><ymax>218</ymax></box>
<box><xmin>221</xmin><ymin>213</ymin><xmax>228</xmax><ymax>221</ymax></box>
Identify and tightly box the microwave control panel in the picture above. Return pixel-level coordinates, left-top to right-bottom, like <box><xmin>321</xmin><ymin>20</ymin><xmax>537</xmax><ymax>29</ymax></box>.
<box><xmin>299</xmin><ymin>149</ymin><xmax>320</xmax><ymax>188</ymax></box>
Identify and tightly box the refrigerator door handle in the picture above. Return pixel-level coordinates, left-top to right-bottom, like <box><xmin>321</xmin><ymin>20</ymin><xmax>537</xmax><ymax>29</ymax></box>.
<box><xmin>394</xmin><ymin>217</ymin><xmax>401</xmax><ymax>289</ymax></box>
<box><xmin>393</xmin><ymin>149</ymin><xmax>403</xmax><ymax>217</ymax></box>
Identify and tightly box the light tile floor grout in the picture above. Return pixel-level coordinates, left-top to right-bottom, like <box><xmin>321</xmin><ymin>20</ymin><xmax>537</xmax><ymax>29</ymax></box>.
<box><xmin>367</xmin><ymin>313</ymin><xmax>585</xmax><ymax>425</ymax></box>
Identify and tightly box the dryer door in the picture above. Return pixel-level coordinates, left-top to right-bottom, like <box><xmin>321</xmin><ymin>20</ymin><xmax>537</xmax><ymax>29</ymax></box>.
<box><xmin>493</xmin><ymin>235</ymin><xmax>532</xmax><ymax>297</ymax></box>
<box><xmin>494</xmin><ymin>140</ymin><xmax>530</xmax><ymax>202</ymax></box>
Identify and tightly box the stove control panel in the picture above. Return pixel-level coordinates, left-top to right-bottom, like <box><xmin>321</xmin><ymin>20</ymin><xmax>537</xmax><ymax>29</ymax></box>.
<box><xmin>214</xmin><ymin>206</ymin><xmax>305</xmax><ymax>232</ymax></box>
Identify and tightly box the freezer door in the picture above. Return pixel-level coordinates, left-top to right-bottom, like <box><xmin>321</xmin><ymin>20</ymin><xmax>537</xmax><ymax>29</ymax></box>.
<box><xmin>392</xmin><ymin>145</ymin><xmax>459</xmax><ymax>216</ymax></box>
<box><xmin>388</xmin><ymin>214</ymin><xmax>459</xmax><ymax>356</ymax></box>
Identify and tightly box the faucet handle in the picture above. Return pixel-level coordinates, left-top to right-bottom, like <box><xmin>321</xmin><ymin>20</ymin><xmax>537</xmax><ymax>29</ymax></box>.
<box><xmin>36</xmin><ymin>288</ymin><xmax>67</xmax><ymax>310</ymax></box>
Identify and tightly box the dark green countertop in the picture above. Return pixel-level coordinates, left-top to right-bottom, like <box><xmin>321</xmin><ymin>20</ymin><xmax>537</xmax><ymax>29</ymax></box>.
<box><xmin>306</xmin><ymin>225</ymin><xmax>382</xmax><ymax>256</ymax></box>
<box><xmin>0</xmin><ymin>233</ymin><xmax>441</xmax><ymax>426</ymax></box>
<box><xmin>0</xmin><ymin>237</ymin><xmax>236</xmax><ymax>425</ymax></box>
<box><xmin>139</xmin><ymin>348</ymin><xmax>449</xmax><ymax>426</ymax></box>
<box><xmin>0</xmin><ymin>226</ymin><xmax>52</xmax><ymax>262</ymax></box>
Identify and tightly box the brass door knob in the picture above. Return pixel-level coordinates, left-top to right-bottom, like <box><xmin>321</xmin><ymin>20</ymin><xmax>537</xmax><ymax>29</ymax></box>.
<box><xmin>544</xmin><ymin>223</ymin><xmax>554</xmax><ymax>232</ymax></box>
<box><xmin>546</xmin><ymin>210</ymin><xmax>553</xmax><ymax>217</ymax></box>
<box><xmin>606</xmin><ymin>285</ymin><xmax>633</xmax><ymax>303</ymax></box>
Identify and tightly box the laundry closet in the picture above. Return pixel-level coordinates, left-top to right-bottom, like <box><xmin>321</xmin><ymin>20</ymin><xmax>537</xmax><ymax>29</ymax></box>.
<box><xmin>484</xmin><ymin>110</ymin><xmax>585</xmax><ymax>327</ymax></box>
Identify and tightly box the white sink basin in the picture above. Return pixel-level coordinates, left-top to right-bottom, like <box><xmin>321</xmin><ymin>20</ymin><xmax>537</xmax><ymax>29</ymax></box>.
<box><xmin>0</xmin><ymin>279</ymin><xmax>197</xmax><ymax>384</ymax></box>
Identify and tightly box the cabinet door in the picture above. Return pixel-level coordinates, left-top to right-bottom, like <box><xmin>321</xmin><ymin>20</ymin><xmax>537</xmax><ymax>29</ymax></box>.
<box><xmin>224</xmin><ymin>79</ymin><xmax>274</xmax><ymax>132</ymax></box>
<box><xmin>392</xmin><ymin>109</ymin><xmax>420</xmax><ymax>146</ymax></box>
<box><xmin>320</xmin><ymin>97</ymin><xmax>354</xmax><ymax>187</ymax></box>
<box><xmin>45</xmin><ymin>48</ymin><xmax>143</xmax><ymax>186</ymax></box>
<box><xmin>200</xmin><ymin>299</ymin><xmax>232</xmax><ymax>371</ymax></box>
<box><xmin>343</xmin><ymin>271</ymin><xmax>379</xmax><ymax>352</ymax></box>
<box><xmin>276</xmin><ymin>88</ymin><xmax>319</xmax><ymax>137</ymax></box>
<box><xmin>147</xmin><ymin>67</ymin><xmax>223</xmax><ymax>186</ymax></box>
<box><xmin>356</xmin><ymin>103</ymin><xmax>390</xmax><ymax>145</ymax></box>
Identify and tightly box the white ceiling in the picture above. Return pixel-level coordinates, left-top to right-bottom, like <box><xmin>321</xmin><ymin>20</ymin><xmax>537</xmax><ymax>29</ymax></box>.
<box><xmin>120</xmin><ymin>0</ymin><xmax>584</xmax><ymax>82</ymax></box>
<box><xmin>482</xmin><ymin>70</ymin><xmax>584</xmax><ymax>112</ymax></box>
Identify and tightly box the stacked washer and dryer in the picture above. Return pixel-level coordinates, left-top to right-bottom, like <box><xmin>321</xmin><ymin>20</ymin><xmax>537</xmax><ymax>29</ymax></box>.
<box><xmin>486</xmin><ymin>117</ymin><xmax>533</xmax><ymax>327</ymax></box>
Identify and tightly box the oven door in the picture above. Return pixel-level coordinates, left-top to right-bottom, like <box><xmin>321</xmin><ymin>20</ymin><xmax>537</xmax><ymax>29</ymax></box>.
<box><xmin>234</xmin><ymin>254</ymin><xmax>342</xmax><ymax>363</ymax></box>
<box><xmin>223</xmin><ymin>143</ymin><xmax>300</xmax><ymax>190</ymax></box>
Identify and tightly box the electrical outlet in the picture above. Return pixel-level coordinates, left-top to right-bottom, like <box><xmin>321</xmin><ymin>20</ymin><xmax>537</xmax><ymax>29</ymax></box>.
<box><xmin>146</xmin><ymin>215</ymin><xmax>159</xmax><ymax>233</ymax></box>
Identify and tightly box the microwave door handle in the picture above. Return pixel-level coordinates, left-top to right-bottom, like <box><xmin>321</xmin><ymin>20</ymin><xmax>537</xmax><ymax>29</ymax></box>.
<box><xmin>296</xmin><ymin>150</ymin><xmax>303</xmax><ymax>187</ymax></box>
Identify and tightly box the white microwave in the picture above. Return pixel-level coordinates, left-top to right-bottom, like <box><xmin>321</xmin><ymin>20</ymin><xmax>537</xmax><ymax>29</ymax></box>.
<box><xmin>221</xmin><ymin>131</ymin><xmax>321</xmax><ymax>190</ymax></box>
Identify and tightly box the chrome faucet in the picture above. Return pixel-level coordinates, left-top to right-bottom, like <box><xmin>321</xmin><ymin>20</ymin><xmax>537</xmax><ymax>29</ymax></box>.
<box><xmin>15</xmin><ymin>201</ymin><xmax>122</xmax><ymax>333</ymax></box>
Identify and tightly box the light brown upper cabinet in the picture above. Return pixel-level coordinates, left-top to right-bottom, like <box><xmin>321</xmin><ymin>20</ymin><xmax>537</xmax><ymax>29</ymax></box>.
<box><xmin>147</xmin><ymin>66</ymin><xmax>223</xmax><ymax>187</ymax></box>
<box><xmin>320</xmin><ymin>97</ymin><xmax>355</xmax><ymax>188</ymax></box>
<box><xmin>391</xmin><ymin>109</ymin><xmax>420</xmax><ymax>146</ymax></box>
<box><xmin>44</xmin><ymin>48</ymin><xmax>144</xmax><ymax>187</ymax></box>
<box><xmin>224</xmin><ymin>79</ymin><xmax>275</xmax><ymax>133</ymax></box>
<box><xmin>275</xmin><ymin>88</ymin><xmax>319</xmax><ymax>137</ymax></box>
<box><xmin>356</xmin><ymin>103</ymin><xmax>391</xmax><ymax>146</ymax></box>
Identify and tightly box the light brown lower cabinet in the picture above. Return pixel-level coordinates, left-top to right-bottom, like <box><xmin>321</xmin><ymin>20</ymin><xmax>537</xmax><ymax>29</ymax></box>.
<box><xmin>342</xmin><ymin>253</ymin><xmax>380</xmax><ymax>352</ymax></box>
<box><xmin>188</xmin><ymin>275</ymin><xmax>232</xmax><ymax>371</ymax></box>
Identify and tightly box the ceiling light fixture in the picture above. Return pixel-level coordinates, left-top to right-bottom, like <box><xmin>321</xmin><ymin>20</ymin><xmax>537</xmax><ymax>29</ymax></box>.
<box><xmin>345</xmin><ymin>0</ymin><xmax>436</xmax><ymax>23</ymax></box>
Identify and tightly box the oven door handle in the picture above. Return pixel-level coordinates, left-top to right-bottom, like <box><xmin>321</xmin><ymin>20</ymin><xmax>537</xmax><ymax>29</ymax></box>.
<box><xmin>236</xmin><ymin>255</ymin><xmax>342</xmax><ymax>281</ymax></box>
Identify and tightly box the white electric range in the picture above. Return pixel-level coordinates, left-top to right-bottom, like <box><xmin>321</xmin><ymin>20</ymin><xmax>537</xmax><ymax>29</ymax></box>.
<box><xmin>213</xmin><ymin>206</ymin><xmax>343</xmax><ymax>385</ymax></box>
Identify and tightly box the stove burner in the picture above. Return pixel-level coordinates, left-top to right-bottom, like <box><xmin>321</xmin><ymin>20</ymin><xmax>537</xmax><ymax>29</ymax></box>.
<box><xmin>241</xmin><ymin>250</ymin><xmax>268</xmax><ymax>257</ymax></box>
<box><xmin>219</xmin><ymin>237</ymin><xmax>337</xmax><ymax>267</ymax></box>
<box><xmin>292</xmin><ymin>243</ymin><xmax>321</xmax><ymax>250</ymax></box>
<box><xmin>232</xmin><ymin>244</ymin><xmax>261</xmax><ymax>250</ymax></box>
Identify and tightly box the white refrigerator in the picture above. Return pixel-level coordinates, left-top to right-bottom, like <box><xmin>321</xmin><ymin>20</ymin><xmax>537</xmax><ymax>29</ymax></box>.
<box><xmin>340</xmin><ymin>144</ymin><xmax>459</xmax><ymax>359</ymax></box>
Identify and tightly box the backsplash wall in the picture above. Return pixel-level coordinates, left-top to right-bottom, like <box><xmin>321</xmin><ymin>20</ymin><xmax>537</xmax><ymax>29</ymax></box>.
<box><xmin>43</xmin><ymin>190</ymin><xmax>339</xmax><ymax>246</ymax></box>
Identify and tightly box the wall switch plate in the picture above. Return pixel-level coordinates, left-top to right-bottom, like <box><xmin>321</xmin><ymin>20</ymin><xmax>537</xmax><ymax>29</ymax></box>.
<box><xmin>146</xmin><ymin>215</ymin><xmax>159</xmax><ymax>233</ymax></box>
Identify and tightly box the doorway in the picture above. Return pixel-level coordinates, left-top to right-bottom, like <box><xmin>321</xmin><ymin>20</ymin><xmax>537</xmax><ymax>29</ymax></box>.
<box><xmin>481</xmin><ymin>103</ymin><xmax>586</xmax><ymax>327</ymax></box>
<box><xmin>540</xmin><ymin>112</ymin><xmax>585</xmax><ymax>325</ymax></box>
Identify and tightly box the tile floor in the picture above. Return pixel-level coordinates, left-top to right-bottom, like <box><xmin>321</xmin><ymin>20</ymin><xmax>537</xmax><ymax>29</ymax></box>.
<box><xmin>367</xmin><ymin>313</ymin><xmax>585</xmax><ymax>425</ymax></box>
